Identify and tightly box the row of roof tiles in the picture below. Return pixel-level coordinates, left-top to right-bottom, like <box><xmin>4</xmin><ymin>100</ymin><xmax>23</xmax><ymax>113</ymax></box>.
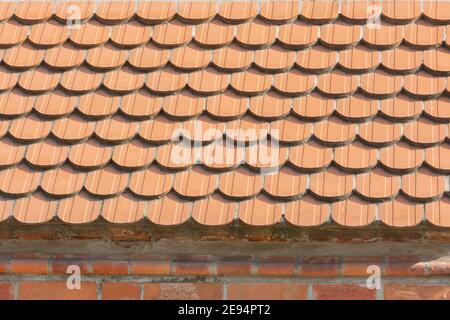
<box><xmin>3</xmin><ymin>90</ymin><xmax>450</xmax><ymax>122</ymax></box>
<box><xmin>1</xmin><ymin>191</ymin><xmax>449</xmax><ymax>228</ymax></box>
<box><xmin>2</xmin><ymin>44</ymin><xmax>450</xmax><ymax>76</ymax></box>
<box><xmin>2</xmin><ymin>138</ymin><xmax>450</xmax><ymax>172</ymax></box>
<box><xmin>2</xmin><ymin>19</ymin><xmax>450</xmax><ymax>50</ymax></box>
<box><xmin>1</xmin><ymin>163</ymin><xmax>449</xmax><ymax>201</ymax></box>
<box><xmin>2</xmin><ymin>114</ymin><xmax>450</xmax><ymax>146</ymax></box>
<box><xmin>3</xmin><ymin>67</ymin><xmax>450</xmax><ymax>98</ymax></box>
<box><xmin>1</xmin><ymin>1</ymin><xmax>450</xmax><ymax>25</ymax></box>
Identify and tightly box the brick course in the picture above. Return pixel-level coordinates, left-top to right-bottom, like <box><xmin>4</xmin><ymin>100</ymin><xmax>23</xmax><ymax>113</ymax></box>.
<box><xmin>0</xmin><ymin>254</ymin><xmax>449</xmax><ymax>300</ymax></box>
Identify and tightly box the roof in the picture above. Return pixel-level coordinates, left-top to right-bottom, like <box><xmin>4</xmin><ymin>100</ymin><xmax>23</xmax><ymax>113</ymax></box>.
<box><xmin>1</xmin><ymin>0</ymin><xmax>450</xmax><ymax>232</ymax></box>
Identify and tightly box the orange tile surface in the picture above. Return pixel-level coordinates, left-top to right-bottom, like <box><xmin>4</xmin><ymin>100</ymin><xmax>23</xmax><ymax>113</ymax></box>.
<box><xmin>0</xmin><ymin>0</ymin><xmax>449</xmax><ymax>230</ymax></box>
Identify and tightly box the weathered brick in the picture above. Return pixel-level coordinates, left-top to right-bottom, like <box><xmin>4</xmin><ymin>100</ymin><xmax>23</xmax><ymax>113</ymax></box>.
<box><xmin>102</xmin><ymin>282</ymin><xmax>140</xmax><ymax>300</ymax></box>
<box><xmin>300</xmin><ymin>256</ymin><xmax>339</xmax><ymax>277</ymax></box>
<box><xmin>257</xmin><ymin>257</ymin><xmax>295</xmax><ymax>276</ymax></box>
<box><xmin>0</xmin><ymin>283</ymin><xmax>14</xmax><ymax>299</ymax></box>
<box><xmin>19</xmin><ymin>281</ymin><xmax>97</xmax><ymax>300</ymax></box>
<box><xmin>384</xmin><ymin>284</ymin><xmax>450</xmax><ymax>300</ymax></box>
<box><xmin>342</xmin><ymin>256</ymin><xmax>382</xmax><ymax>277</ymax></box>
<box><xmin>173</xmin><ymin>255</ymin><xmax>215</xmax><ymax>276</ymax></box>
<box><xmin>11</xmin><ymin>259</ymin><xmax>48</xmax><ymax>274</ymax></box>
<box><xmin>144</xmin><ymin>283</ymin><xmax>223</xmax><ymax>300</ymax></box>
<box><xmin>131</xmin><ymin>260</ymin><xmax>171</xmax><ymax>275</ymax></box>
<box><xmin>0</xmin><ymin>259</ymin><xmax>8</xmax><ymax>273</ymax></box>
<box><xmin>227</xmin><ymin>283</ymin><xmax>307</xmax><ymax>300</ymax></box>
<box><xmin>313</xmin><ymin>284</ymin><xmax>376</xmax><ymax>300</ymax></box>
<box><xmin>91</xmin><ymin>260</ymin><xmax>128</xmax><ymax>275</ymax></box>
<box><xmin>51</xmin><ymin>260</ymin><xmax>89</xmax><ymax>274</ymax></box>
<box><xmin>217</xmin><ymin>256</ymin><xmax>252</xmax><ymax>276</ymax></box>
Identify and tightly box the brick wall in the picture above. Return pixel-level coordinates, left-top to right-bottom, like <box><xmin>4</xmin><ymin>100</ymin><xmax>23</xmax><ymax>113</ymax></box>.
<box><xmin>0</xmin><ymin>253</ymin><xmax>449</xmax><ymax>300</ymax></box>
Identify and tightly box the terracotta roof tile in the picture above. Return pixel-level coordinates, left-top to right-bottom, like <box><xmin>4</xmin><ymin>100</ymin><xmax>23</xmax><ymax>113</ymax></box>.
<box><xmin>192</xmin><ymin>194</ymin><xmax>235</xmax><ymax>226</ymax></box>
<box><xmin>111</xmin><ymin>20</ymin><xmax>151</xmax><ymax>48</ymax></box>
<box><xmin>25</xmin><ymin>140</ymin><xmax>68</xmax><ymax>168</ymax></box>
<box><xmin>0</xmin><ymin>139</ymin><xmax>25</xmax><ymax>168</ymax></box>
<box><xmin>1</xmin><ymin>0</ymin><xmax>450</xmax><ymax>233</ymax></box>
<box><xmin>178</xmin><ymin>1</ymin><xmax>216</xmax><ymax>23</ymax></box>
<box><xmin>356</xmin><ymin>168</ymin><xmax>400</xmax><ymax>200</ymax></box>
<box><xmin>41</xmin><ymin>166</ymin><xmax>85</xmax><ymax>197</ymax></box>
<box><xmin>249</xmin><ymin>92</ymin><xmax>290</xmax><ymax>119</ymax></box>
<box><xmin>128</xmin><ymin>44</ymin><xmax>169</xmax><ymax>71</ymax></box>
<box><xmin>331</xmin><ymin>197</ymin><xmax>376</xmax><ymax>227</ymax></box>
<box><xmin>152</xmin><ymin>20</ymin><xmax>192</xmax><ymax>47</ymax></box>
<box><xmin>0</xmin><ymin>66</ymin><xmax>19</xmax><ymax>91</ymax></box>
<box><xmin>381</xmin><ymin>0</ymin><xmax>421</xmax><ymax>23</ymax></box>
<box><xmin>57</xmin><ymin>193</ymin><xmax>101</xmax><ymax>223</ymax></box>
<box><xmin>380</xmin><ymin>142</ymin><xmax>423</xmax><ymax>172</ymax></box>
<box><xmin>4</xmin><ymin>44</ymin><xmax>45</xmax><ymax>69</ymax></box>
<box><xmin>54</xmin><ymin>1</ymin><xmax>94</xmax><ymax>22</ymax></box>
<box><xmin>310</xmin><ymin>167</ymin><xmax>353</xmax><ymax>200</ymax></box>
<box><xmin>14</xmin><ymin>1</ymin><xmax>54</xmax><ymax>24</ymax></box>
<box><xmin>78</xmin><ymin>90</ymin><xmax>120</xmax><ymax>118</ymax></box>
<box><xmin>52</xmin><ymin>115</ymin><xmax>95</xmax><ymax>142</ymax></box>
<box><xmin>68</xmin><ymin>139</ymin><xmax>112</xmax><ymax>169</ymax></box>
<box><xmin>239</xmin><ymin>195</ymin><xmax>282</xmax><ymax>226</ymax></box>
<box><xmin>0</xmin><ymin>90</ymin><xmax>35</xmax><ymax>117</ymax></box>
<box><xmin>102</xmin><ymin>194</ymin><xmax>146</xmax><ymax>224</ymax></box>
<box><xmin>334</xmin><ymin>142</ymin><xmax>377</xmax><ymax>171</ymax></box>
<box><xmin>212</xmin><ymin>44</ymin><xmax>254</xmax><ymax>71</ymax></box>
<box><xmin>136</xmin><ymin>1</ymin><xmax>176</xmax><ymax>24</ymax></box>
<box><xmin>163</xmin><ymin>91</ymin><xmax>205</xmax><ymax>118</ymax></box>
<box><xmin>111</xmin><ymin>140</ymin><xmax>155</xmax><ymax>169</ymax></box>
<box><xmin>379</xmin><ymin>197</ymin><xmax>423</xmax><ymax>227</ymax></box>
<box><xmin>129</xmin><ymin>166</ymin><xmax>173</xmax><ymax>198</ymax></box>
<box><xmin>423</xmin><ymin>1</ymin><xmax>450</xmax><ymax>23</ymax></box>
<box><xmin>44</xmin><ymin>43</ymin><xmax>85</xmax><ymax>70</ymax></box>
<box><xmin>13</xmin><ymin>193</ymin><xmax>57</xmax><ymax>224</ymax></box>
<box><xmin>285</xmin><ymin>196</ymin><xmax>329</xmax><ymax>227</ymax></box>
<box><xmin>69</xmin><ymin>20</ymin><xmax>111</xmax><ymax>48</ymax></box>
<box><xmin>84</xmin><ymin>166</ymin><xmax>128</xmax><ymax>197</ymax></box>
<box><xmin>362</xmin><ymin>21</ymin><xmax>403</xmax><ymax>49</ymax></box>
<box><xmin>301</xmin><ymin>0</ymin><xmax>339</xmax><ymax>23</ymax></box>
<box><xmin>95</xmin><ymin>1</ymin><xmax>135</xmax><ymax>24</ymax></box>
<box><xmin>29</xmin><ymin>20</ymin><xmax>68</xmax><ymax>48</ymax></box>
<box><xmin>278</xmin><ymin>21</ymin><xmax>318</xmax><ymax>49</ymax></box>
<box><xmin>235</xmin><ymin>20</ymin><xmax>277</xmax><ymax>48</ymax></box>
<box><xmin>0</xmin><ymin>21</ymin><xmax>28</xmax><ymax>47</ymax></box>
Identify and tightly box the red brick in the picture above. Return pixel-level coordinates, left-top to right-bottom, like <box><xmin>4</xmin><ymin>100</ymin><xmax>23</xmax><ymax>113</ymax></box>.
<box><xmin>102</xmin><ymin>282</ymin><xmax>140</xmax><ymax>300</ymax></box>
<box><xmin>0</xmin><ymin>259</ymin><xmax>8</xmax><ymax>273</ymax></box>
<box><xmin>384</xmin><ymin>256</ymin><xmax>425</xmax><ymax>276</ymax></box>
<box><xmin>131</xmin><ymin>260</ymin><xmax>171</xmax><ymax>275</ymax></box>
<box><xmin>0</xmin><ymin>283</ymin><xmax>13</xmax><ymax>300</ymax></box>
<box><xmin>11</xmin><ymin>259</ymin><xmax>48</xmax><ymax>274</ymax></box>
<box><xmin>257</xmin><ymin>257</ymin><xmax>296</xmax><ymax>276</ymax></box>
<box><xmin>172</xmin><ymin>255</ymin><xmax>215</xmax><ymax>276</ymax></box>
<box><xmin>228</xmin><ymin>283</ymin><xmax>307</xmax><ymax>300</ymax></box>
<box><xmin>384</xmin><ymin>284</ymin><xmax>450</xmax><ymax>300</ymax></box>
<box><xmin>91</xmin><ymin>260</ymin><xmax>128</xmax><ymax>275</ymax></box>
<box><xmin>144</xmin><ymin>283</ymin><xmax>223</xmax><ymax>300</ymax></box>
<box><xmin>342</xmin><ymin>256</ymin><xmax>382</xmax><ymax>276</ymax></box>
<box><xmin>19</xmin><ymin>281</ymin><xmax>97</xmax><ymax>300</ymax></box>
<box><xmin>173</xmin><ymin>262</ymin><xmax>212</xmax><ymax>275</ymax></box>
<box><xmin>313</xmin><ymin>284</ymin><xmax>376</xmax><ymax>300</ymax></box>
<box><xmin>15</xmin><ymin>230</ymin><xmax>62</xmax><ymax>240</ymax></box>
<box><xmin>51</xmin><ymin>261</ymin><xmax>89</xmax><ymax>274</ymax></box>
<box><xmin>300</xmin><ymin>257</ymin><xmax>339</xmax><ymax>277</ymax></box>
<box><xmin>217</xmin><ymin>257</ymin><xmax>252</xmax><ymax>276</ymax></box>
